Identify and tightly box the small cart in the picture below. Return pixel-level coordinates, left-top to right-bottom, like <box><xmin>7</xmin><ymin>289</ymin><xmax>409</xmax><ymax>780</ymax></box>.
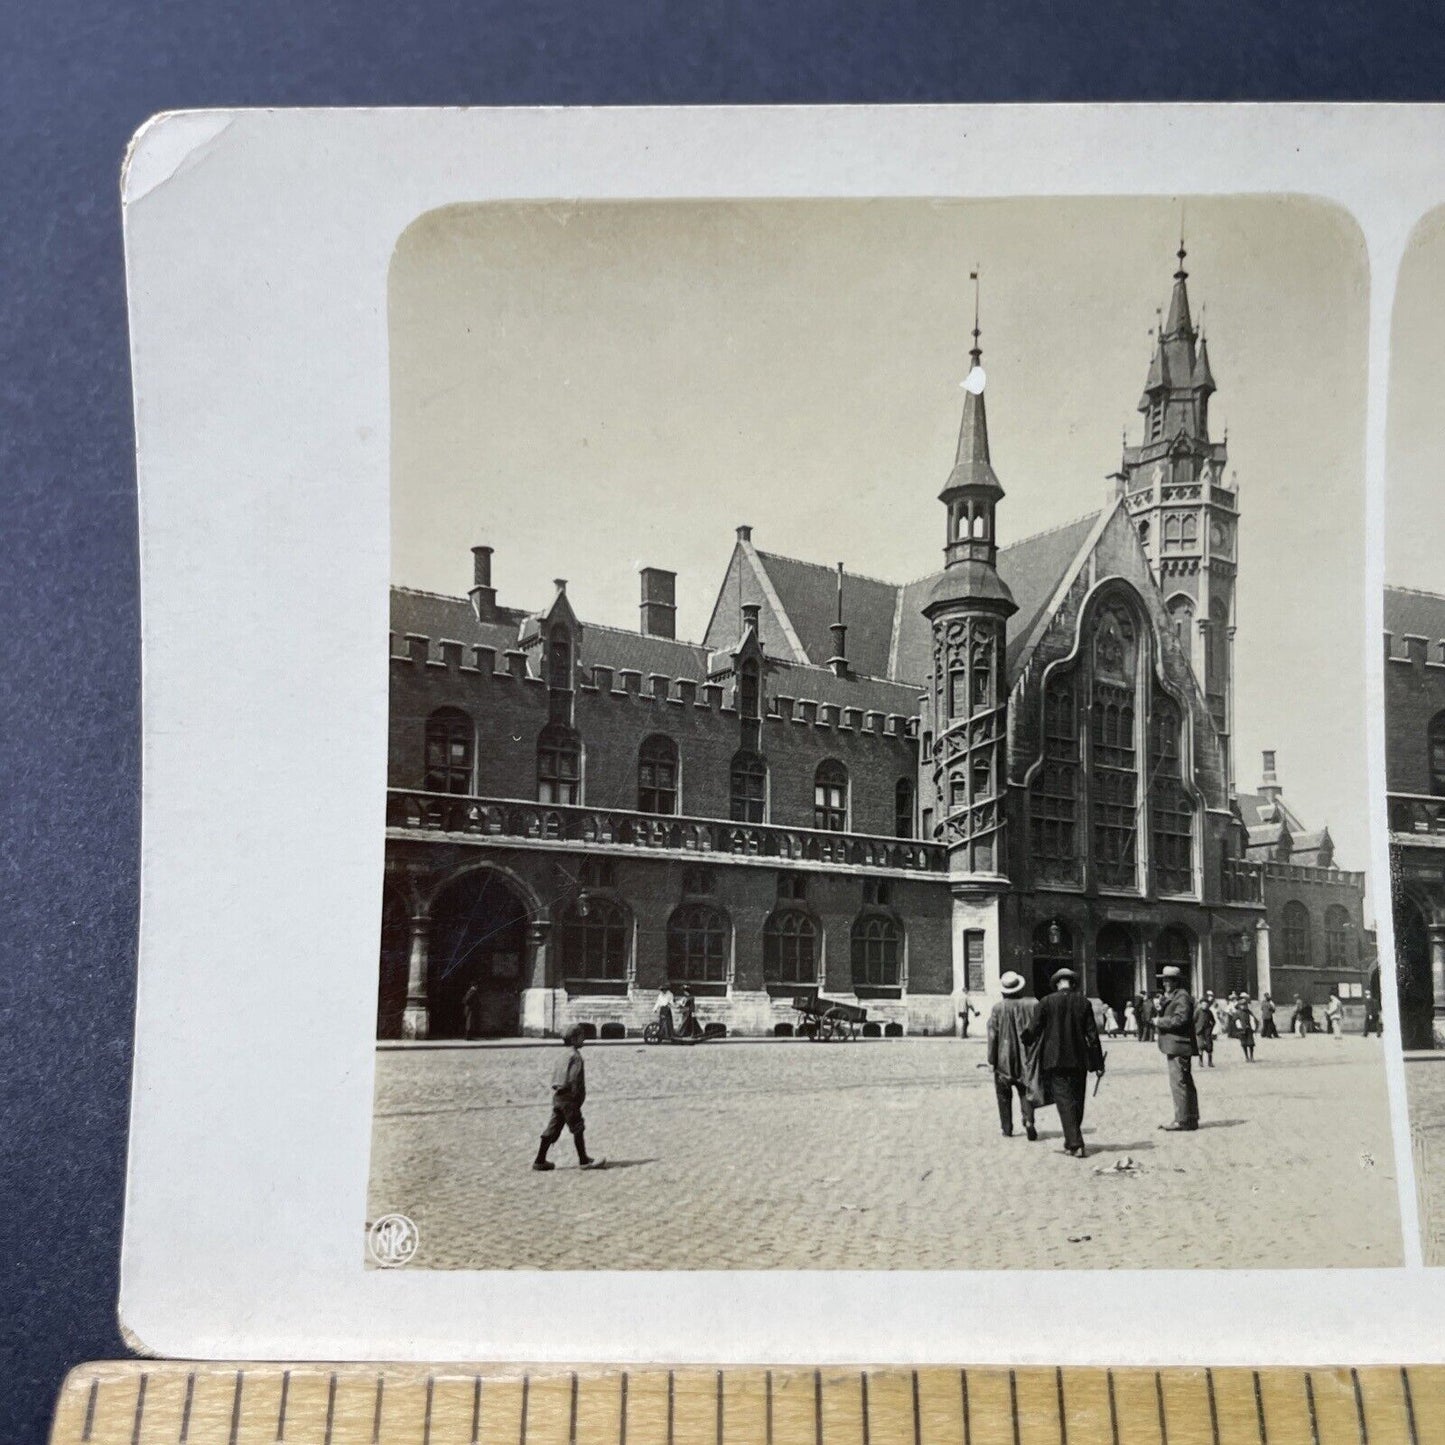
<box><xmin>792</xmin><ymin>988</ymin><xmax>868</xmax><ymax>1041</ymax></box>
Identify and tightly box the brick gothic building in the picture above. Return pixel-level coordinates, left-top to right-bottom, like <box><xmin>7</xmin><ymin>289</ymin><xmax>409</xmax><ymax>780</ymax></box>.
<box><xmin>1385</xmin><ymin>586</ymin><xmax>1445</xmax><ymax>1047</ymax></box>
<box><xmin>377</xmin><ymin>251</ymin><xmax>1368</xmax><ymax>1040</ymax></box>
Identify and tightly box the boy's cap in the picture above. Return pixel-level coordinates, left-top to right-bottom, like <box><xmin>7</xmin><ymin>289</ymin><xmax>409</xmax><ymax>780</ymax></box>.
<box><xmin>563</xmin><ymin>1024</ymin><xmax>588</xmax><ymax>1045</ymax></box>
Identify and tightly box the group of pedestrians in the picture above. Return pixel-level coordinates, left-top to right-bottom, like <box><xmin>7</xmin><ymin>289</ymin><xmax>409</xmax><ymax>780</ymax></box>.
<box><xmin>987</xmin><ymin>963</ymin><xmax>1203</xmax><ymax>1158</ymax></box>
<box><xmin>1192</xmin><ymin>990</ymin><xmax>1260</xmax><ymax>1064</ymax></box>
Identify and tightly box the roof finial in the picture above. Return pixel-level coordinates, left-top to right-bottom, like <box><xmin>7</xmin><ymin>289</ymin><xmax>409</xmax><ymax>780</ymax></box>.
<box><xmin>970</xmin><ymin>266</ymin><xmax>982</xmax><ymax>365</ymax></box>
<box><xmin>1175</xmin><ymin>222</ymin><xmax>1188</xmax><ymax>281</ymax></box>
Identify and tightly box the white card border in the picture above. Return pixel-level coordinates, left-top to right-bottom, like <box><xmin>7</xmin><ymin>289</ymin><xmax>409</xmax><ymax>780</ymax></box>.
<box><xmin>120</xmin><ymin>103</ymin><xmax>1439</xmax><ymax>1362</ymax></box>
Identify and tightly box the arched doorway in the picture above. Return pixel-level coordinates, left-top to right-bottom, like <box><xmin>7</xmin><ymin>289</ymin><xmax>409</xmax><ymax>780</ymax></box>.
<box><xmin>376</xmin><ymin>886</ymin><xmax>410</xmax><ymax>1040</ymax></box>
<box><xmin>1395</xmin><ymin>894</ymin><xmax>1435</xmax><ymax>1050</ymax></box>
<box><xmin>1095</xmin><ymin>923</ymin><xmax>1137</xmax><ymax>1020</ymax></box>
<box><xmin>1031</xmin><ymin>919</ymin><xmax>1074</xmax><ymax>999</ymax></box>
<box><xmin>428</xmin><ymin>869</ymin><xmax>533</xmax><ymax>1038</ymax></box>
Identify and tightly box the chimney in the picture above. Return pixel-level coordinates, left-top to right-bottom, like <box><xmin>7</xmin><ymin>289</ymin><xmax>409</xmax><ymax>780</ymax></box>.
<box><xmin>828</xmin><ymin>562</ymin><xmax>849</xmax><ymax>677</ymax></box>
<box><xmin>469</xmin><ymin>545</ymin><xmax>496</xmax><ymax>621</ymax></box>
<box><xmin>736</xmin><ymin>524</ymin><xmax>753</xmax><ymax>543</ymax></box>
<box><xmin>741</xmin><ymin>602</ymin><xmax>761</xmax><ymax>637</ymax></box>
<box><xmin>1260</xmin><ymin>750</ymin><xmax>1281</xmax><ymax>801</ymax></box>
<box><xmin>639</xmin><ymin>566</ymin><xmax>677</xmax><ymax>640</ymax></box>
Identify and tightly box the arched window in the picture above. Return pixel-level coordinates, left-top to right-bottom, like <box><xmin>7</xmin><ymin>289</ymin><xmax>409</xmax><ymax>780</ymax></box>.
<box><xmin>1150</xmin><ymin>694</ymin><xmax>1194</xmax><ymax>895</ymax></box>
<box><xmin>1282</xmin><ymin>901</ymin><xmax>1311</xmax><ymax>970</ymax></box>
<box><xmin>730</xmin><ymin>751</ymin><xmax>768</xmax><ymax>822</ymax></box>
<box><xmin>948</xmin><ymin>663</ymin><xmax>967</xmax><ymax>720</ymax></box>
<box><xmin>1031</xmin><ymin>919</ymin><xmax>1073</xmax><ymax>999</ymax></box>
<box><xmin>1180</xmin><ymin>514</ymin><xmax>1199</xmax><ymax>547</ymax></box>
<box><xmin>548</xmin><ymin>628</ymin><xmax>572</xmax><ymax>690</ymax></box>
<box><xmin>1090</xmin><ymin>602</ymin><xmax>1140</xmax><ymax>890</ymax></box>
<box><xmin>1164</xmin><ymin>515</ymin><xmax>1182</xmax><ymax>547</ymax></box>
<box><xmin>667</xmin><ymin>903</ymin><xmax>730</xmax><ymax>985</ymax></box>
<box><xmin>1430</xmin><ymin>711</ymin><xmax>1445</xmax><ymax>796</ymax></box>
<box><xmin>637</xmin><ymin>734</ymin><xmax>679</xmax><ymax>815</ymax></box>
<box><xmin>537</xmin><ymin>723</ymin><xmax>581</xmax><ymax>805</ymax></box>
<box><xmin>1137</xmin><ymin>518</ymin><xmax>1150</xmax><ymax>551</ymax></box>
<box><xmin>851</xmin><ymin>913</ymin><xmax>903</xmax><ymax>990</ymax></box>
<box><xmin>971</xmin><ymin>643</ymin><xmax>992</xmax><ymax>714</ymax></box>
<box><xmin>763</xmin><ymin>910</ymin><xmax>817</xmax><ymax>986</ymax></box>
<box><xmin>424</xmin><ymin>707</ymin><xmax>474</xmax><ymax>794</ymax></box>
<box><xmin>558</xmin><ymin>896</ymin><xmax>628</xmax><ymax>981</ymax></box>
<box><xmin>814</xmin><ymin>759</ymin><xmax>849</xmax><ymax>832</ymax></box>
<box><xmin>1029</xmin><ymin>672</ymin><xmax>1080</xmax><ymax>885</ymax></box>
<box><xmin>1324</xmin><ymin>905</ymin><xmax>1352</xmax><ymax>970</ymax></box>
<box><xmin>1166</xmin><ymin>594</ymin><xmax>1195</xmax><ymax>643</ymax></box>
<box><xmin>894</xmin><ymin>777</ymin><xmax>915</xmax><ymax>838</ymax></box>
<box><xmin>739</xmin><ymin>659</ymin><xmax>761</xmax><ymax>720</ymax></box>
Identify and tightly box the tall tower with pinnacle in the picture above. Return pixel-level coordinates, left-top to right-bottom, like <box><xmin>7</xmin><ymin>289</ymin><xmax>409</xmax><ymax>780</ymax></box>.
<box><xmin>1117</xmin><ymin>239</ymin><xmax>1238</xmax><ymax>792</ymax></box>
<box><xmin>922</xmin><ymin>275</ymin><xmax>1017</xmax><ymax>1013</ymax></box>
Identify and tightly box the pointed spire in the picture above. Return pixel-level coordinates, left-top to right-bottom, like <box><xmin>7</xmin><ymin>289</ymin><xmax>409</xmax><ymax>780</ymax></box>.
<box><xmin>945</xmin><ymin>268</ymin><xmax>1001</xmax><ymax>496</ymax></box>
<box><xmin>1192</xmin><ymin>333</ymin><xmax>1216</xmax><ymax>393</ymax></box>
<box><xmin>1165</xmin><ymin>236</ymin><xmax>1193</xmax><ymax>337</ymax></box>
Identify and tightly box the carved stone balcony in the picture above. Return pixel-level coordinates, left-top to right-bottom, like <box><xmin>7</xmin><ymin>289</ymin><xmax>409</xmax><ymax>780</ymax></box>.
<box><xmin>1221</xmin><ymin>857</ymin><xmax>1265</xmax><ymax>904</ymax></box>
<box><xmin>386</xmin><ymin>789</ymin><xmax>949</xmax><ymax>874</ymax></box>
<box><xmin>1389</xmin><ymin>792</ymin><xmax>1445</xmax><ymax>839</ymax></box>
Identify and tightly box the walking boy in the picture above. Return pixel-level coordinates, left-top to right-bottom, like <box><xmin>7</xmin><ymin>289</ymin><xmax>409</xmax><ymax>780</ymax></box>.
<box><xmin>533</xmin><ymin>1024</ymin><xmax>606</xmax><ymax>1171</ymax></box>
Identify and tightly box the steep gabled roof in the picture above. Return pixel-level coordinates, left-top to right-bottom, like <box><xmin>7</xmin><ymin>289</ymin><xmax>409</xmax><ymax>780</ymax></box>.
<box><xmin>755</xmin><ymin>552</ymin><xmax>901</xmax><ymax>679</ymax></box>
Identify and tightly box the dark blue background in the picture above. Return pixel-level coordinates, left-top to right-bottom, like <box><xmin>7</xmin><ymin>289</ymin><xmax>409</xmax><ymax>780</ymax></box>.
<box><xmin>3</xmin><ymin>3</ymin><xmax>1444</xmax><ymax>1441</ymax></box>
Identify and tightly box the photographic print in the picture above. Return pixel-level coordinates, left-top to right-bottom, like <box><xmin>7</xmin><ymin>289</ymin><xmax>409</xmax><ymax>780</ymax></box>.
<box><xmin>365</xmin><ymin>195</ymin><xmax>1400</xmax><ymax>1271</ymax></box>
<box><xmin>1384</xmin><ymin>205</ymin><xmax>1445</xmax><ymax>1263</ymax></box>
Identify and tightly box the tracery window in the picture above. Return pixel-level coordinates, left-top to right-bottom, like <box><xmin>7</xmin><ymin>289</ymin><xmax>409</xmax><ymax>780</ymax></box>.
<box><xmin>729</xmin><ymin>751</ymin><xmax>768</xmax><ymax>822</ymax></box>
<box><xmin>1324</xmin><ymin>905</ymin><xmax>1352</xmax><ymax>970</ymax></box>
<box><xmin>637</xmin><ymin>734</ymin><xmax>679</xmax><ymax>815</ymax></box>
<box><xmin>763</xmin><ymin>909</ymin><xmax>817</xmax><ymax>986</ymax></box>
<box><xmin>558</xmin><ymin>896</ymin><xmax>628</xmax><ymax>981</ymax></box>
<box><xmin>1029</xmin><ymin>673</ymin><xmax>1081</xmax><ymax>884</ymax></box>
<box><xmin>1282</xmin><ymin>901</ymin><xmax>1311</xmax><ymax>969</ymax></box>
<box><xmin>1181</xmin><ymin>514</ymin><xmax>1198</xmax><ymax>547</ymax></box>
<box><xmin>424</xmin><ymin>707</ymin><xmax>474</xmax><ymax>794</ymax></box>
<box><xmin>1090</xmin><ymin>605</ymin><xmax>1139</xmax><ymax>890</ymax></box>
<box><xmin>1166</xmin><ymin>595</ymin><xmax>1194</xmax><ymax>644</ymax></box>
<box><xmin>537</xmin><ymin>723</ymin><xmax>582</xmax><ymax>805</ymax></box>
<box><xmin>971</xmin><ymin>643</ymin><xmax>992</xmax><ymax>714</ymax></box>
<box><xmin>667</xmin><ymin>903</ymin><xmax>730</xmax><ymax>985</ymax></box>
<box><xmin>850</xmin><ymin>913</ymin><xmax>903</xmax><ymax>990</ymax></box>
<box><xmin>1149</xmin><ymin>694</ymin><xmax>1195</xmax><ymax>895</ymax></box>
<box><xmin>814</xmin><ymin>759</ymin><xmax>849</xmax><ymax>832</ymax></box>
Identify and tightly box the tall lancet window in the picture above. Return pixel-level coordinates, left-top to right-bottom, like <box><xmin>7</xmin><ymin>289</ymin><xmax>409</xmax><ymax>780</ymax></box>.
<box><xmin>1030</xmin><ymin>670</ymin><xmax>1081</xmax><ymax>885</ymax></box>
<box><xmin>1089</xmin><ymin>603</ymin><xmax>1140</xmax><ymax>891</ymax></box>
<box><xmin>1149</xmin><ymin>694</ymin><xmax>1195</xmax><ymax>895</ymax></box>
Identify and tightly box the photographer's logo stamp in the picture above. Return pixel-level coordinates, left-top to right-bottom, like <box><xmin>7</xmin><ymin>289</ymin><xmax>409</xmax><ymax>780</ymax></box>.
<box><xmin>368</xmin><ymin>1213</ymin><xmax>419</xmax><ymax>1268</ymax></box>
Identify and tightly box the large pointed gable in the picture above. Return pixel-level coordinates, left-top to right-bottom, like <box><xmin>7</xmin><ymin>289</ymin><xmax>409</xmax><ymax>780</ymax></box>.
<box><xmin>892</xmin><ymin>513</ymin><xmax>1102</xmax><ymax>687</ymax></box>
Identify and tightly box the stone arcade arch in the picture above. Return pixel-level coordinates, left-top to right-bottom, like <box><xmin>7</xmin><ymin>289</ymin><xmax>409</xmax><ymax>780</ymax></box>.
<box><xmin>423</xmin><ymin>866</ymin><xmax>535</xmax><ymax>1039</ymax></box>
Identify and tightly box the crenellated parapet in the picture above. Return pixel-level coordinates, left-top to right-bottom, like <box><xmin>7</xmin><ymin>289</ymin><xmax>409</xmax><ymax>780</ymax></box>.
<box><xmin>390</xmin><ymin>631</ymin><xmax>920</xmax><ymax>743</ymax></box>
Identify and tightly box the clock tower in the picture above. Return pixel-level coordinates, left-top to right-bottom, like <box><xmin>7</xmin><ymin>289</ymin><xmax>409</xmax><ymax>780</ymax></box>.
<box><xmin>1116</xmin><ymin>242</ymin><xmax>1238</xmax><ymax>792</ymax></box>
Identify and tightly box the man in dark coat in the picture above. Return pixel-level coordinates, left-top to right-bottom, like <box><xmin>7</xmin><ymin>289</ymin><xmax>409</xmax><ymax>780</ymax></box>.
<box><xmin>1023</xmin><ymin>966</ymin><xmax>1105</xmax><ymax>1158</ymax></box>
<box><xmin>1155</xmin><ymin>964</ymin><xmax>1200</xmax><ymax>1131</ymax></box>
<box><xmin>987</xmin><ymin>971</ymin><xmax>1040</xmax><ymax>1140</ymax></box>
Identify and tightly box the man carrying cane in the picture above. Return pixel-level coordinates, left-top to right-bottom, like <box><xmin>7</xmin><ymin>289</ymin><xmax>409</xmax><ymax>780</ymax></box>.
<box><xmin>1155</xmin><ymin>964</ymin><xmax>1200</xmax><ymax>1132</ymax></box>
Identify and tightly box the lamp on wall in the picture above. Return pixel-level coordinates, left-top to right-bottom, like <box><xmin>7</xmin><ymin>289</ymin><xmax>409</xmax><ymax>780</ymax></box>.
<box><xmin>1048</xmin><ymin>919</ymin><xmax>1064</xmax><ymax>948</ymax></box>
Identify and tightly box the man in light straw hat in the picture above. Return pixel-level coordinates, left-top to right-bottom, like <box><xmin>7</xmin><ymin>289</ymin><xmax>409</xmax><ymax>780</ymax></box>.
<box><xmin>1155</xmin><ymin>963</ymin><xmax>1200</xmax><ymax>1131</ymax></box>
<box><xmin>1023</xmin><ymin>965</ymin><xmax>1105</xmax><ymax>1158</ymax></box>
<box><xmin>987</xmin><ymin>971</ymin><xmax>1040</xmax><ymax>1140</ymax></box>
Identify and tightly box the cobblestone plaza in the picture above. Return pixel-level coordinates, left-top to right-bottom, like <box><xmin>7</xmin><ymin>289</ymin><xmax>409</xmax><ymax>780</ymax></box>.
<box><xmin>368</xmin><ymin>1036</ymin><xmax>1403</xmax><ymax>1271</ymax></box>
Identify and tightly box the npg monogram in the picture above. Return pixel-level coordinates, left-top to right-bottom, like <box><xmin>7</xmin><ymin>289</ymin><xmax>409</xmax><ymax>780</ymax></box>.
<box><xmin>367</xmin><ymin>1213</ymin><xmax>419</xmax><ymax>1267</ymax></box>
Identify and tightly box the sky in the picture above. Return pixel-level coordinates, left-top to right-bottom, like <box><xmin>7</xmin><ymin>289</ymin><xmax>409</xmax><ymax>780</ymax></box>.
<box><xmin>389</xmin><ymin>196</ymin><xmax>1370</xmax><ymax>873</ymax></box>
<box><xmin>1388</xmin><ymin>206</ymin><xmax>1445</xmax><ymax>593</ymax></box>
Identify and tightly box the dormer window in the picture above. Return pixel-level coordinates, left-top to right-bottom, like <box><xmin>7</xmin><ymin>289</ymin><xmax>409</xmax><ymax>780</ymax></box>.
<box><xmin>548</xmin><ymin>628</ymin><xmax>572</xmax><ymax>690</ymax></box>
<box><xmin>739</xmin><ymin>659</ymin><xmax>760</xmax><ymax>719</ymax></box>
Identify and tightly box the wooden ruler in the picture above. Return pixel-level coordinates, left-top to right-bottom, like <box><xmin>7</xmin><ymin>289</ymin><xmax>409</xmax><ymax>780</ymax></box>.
<box><xmin>47</xmin><ymin>1364</ymin><xmax>1445</xmax><ymax>1445</ymax></box>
